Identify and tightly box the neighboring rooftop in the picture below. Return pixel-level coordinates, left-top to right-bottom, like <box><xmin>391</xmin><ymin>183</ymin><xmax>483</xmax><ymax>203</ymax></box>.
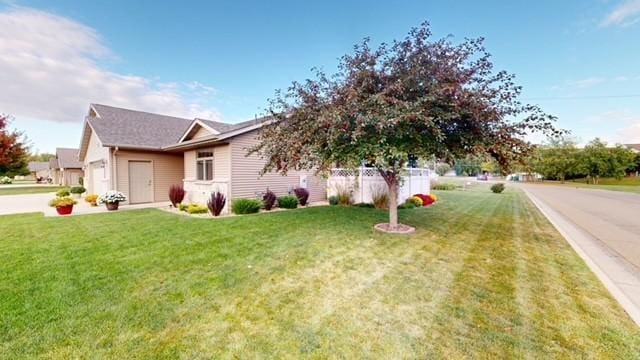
<box><xmin>624</xmin><ymin>144</ymin><xmax>640</xmax><ymax>153</ymax></box>
<box><xmin>28</xmin><ymin>161</ymin><xmax>49</xmax><ymax>172</ymax></box>
<box><xmin>55</xmin><ymin>148</ymin><xmax>83</xmax><ymax>169</ymax></box>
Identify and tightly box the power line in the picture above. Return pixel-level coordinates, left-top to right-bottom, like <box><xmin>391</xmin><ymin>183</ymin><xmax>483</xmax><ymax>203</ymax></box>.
<box><xmin>522</xmin><ymin>94</ymin><xmax>640</xmax><ymax>101</ymax></box>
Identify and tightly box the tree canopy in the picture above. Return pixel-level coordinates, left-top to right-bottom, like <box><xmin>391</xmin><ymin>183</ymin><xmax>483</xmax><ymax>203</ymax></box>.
<box><xmin>0</xmin><ymin>114</ymin><xmax>29</xmax><ymax>177</ymax></box>
<box><xmin>251</xmin><ymin>23</ymin><xmax>560</xmax><ymax>230</ymax></box>
<box><xmin>532</xmin><ymin>137</ymin><xmax>636</xmax><ymax>184</ymax></box>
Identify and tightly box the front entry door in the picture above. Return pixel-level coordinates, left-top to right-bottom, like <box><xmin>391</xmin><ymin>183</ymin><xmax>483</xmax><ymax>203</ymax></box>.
<box><xmin>128</xmin><ymin>161</ymin><xmax>153</xmax><ymax>204</ymax></box>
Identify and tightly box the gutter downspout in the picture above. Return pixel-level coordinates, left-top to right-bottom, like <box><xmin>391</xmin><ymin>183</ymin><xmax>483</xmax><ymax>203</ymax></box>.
<box><xmin>112</xmin><ymin>146</ymin><xmax>119</xmax><ymax>191</ymax></box>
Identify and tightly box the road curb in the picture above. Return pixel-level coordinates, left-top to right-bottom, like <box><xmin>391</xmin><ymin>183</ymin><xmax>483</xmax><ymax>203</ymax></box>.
<box><xmin>522</xmin><ymin>188</ymin><xmax>640</xmax><ymax>326</ymax></box>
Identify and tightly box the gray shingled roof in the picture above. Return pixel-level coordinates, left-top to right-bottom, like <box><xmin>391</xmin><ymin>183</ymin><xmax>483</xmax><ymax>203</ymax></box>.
<box><xmin>28</xmin><ymin>161</ymin><xmax>49</xmax><ymax>172</ymax></box>
<box><xmin>89</xmin><ymin>104</ymin><xmax>193</xmax><ymax>148</ymax></box>
<box><xmin>56</xmin><ymin>148</ymin><xmax>83</xmax><ymax>169</ymax></box>
<box><xmin>85</xmin><ymin>104</ymin><xmax>274</xmax><ymax>150</ymax></box>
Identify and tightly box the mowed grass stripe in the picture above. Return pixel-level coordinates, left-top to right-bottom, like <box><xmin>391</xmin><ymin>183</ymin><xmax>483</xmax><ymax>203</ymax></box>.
<box><xmin>1</xmin><ymin>187</ymin><xmax>639</xmax><ymax>358</ymax></box>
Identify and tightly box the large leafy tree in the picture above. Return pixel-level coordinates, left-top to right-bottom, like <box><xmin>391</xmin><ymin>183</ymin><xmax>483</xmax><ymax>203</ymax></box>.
<box><xmin>534</xmin><ymin>137</ymin><xmax>580</xmax><ymax>183</ymax></box>
<box><xmin>251</xmin><ymin>23</ymin><xmax>560</xmax><ymax>231</ymax></box>
<box><xmin>0</xmin><ymin>114</ymin><xmax>29</xmax><ymax>177</ymax></box>
<box><xmin>580</xmin><ymin>139</ymin><xmax>636</xmax><ymax>184</ymax></box>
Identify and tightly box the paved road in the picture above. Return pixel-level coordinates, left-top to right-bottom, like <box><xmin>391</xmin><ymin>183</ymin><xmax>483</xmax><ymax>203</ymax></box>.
<box><xmin>520</xmin><ymin>184</ymin><xmax>640</xmax><ymax>270</ymax></box>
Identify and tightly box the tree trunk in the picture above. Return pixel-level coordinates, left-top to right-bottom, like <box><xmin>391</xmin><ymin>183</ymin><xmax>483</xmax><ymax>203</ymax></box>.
<box><xmin>388</xmin><ymin>181</ymin><xmax>399</xmax><ymax>229</ymax></box>
<box><xmin>378</xmin><ymin>169</ymin><xmax>400</xmax><ymax>230</ymax></box>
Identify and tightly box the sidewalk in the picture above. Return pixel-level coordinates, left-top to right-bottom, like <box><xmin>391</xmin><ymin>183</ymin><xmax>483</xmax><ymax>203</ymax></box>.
<box><xmin>524</xmin><ymin>188</ymin><xmax>640</xmax><ymax>326</ymax></box>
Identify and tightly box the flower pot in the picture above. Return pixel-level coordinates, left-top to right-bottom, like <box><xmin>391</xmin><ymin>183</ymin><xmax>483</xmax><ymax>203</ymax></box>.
<box><xmin>72</xmin><ymin>193</ymin><xmax>82</xmax><ymax>199</ymax></box>
<box><xmin>56</xmin><ymin>204</ymin><xmax>74</xmax><ymax>215</ymax></box>
<box><xmin>106</xmin><ymin>201</ymin><xmax>119</xmax><ymax>211</ymax></box>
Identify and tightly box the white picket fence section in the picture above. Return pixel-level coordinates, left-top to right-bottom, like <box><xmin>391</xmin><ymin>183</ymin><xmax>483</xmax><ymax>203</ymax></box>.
<box><xmin>327</xmin><ymin>167</ymin><xmax>431</xmax><ymax>203</ymax></box>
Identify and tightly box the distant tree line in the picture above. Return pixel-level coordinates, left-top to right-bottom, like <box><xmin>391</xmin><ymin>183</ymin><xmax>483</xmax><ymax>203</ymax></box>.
<box><xmin>532</xmin><ymin>137</ymin><xmax>638</xmax><ymax>184</ymax></box>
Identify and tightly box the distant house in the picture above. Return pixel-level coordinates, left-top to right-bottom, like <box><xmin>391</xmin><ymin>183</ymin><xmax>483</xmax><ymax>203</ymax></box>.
<box><xmin>27</xmin><ymin>161</ymin><xmax>50</xmax><ymax>180</ymax></box>
<box><xmin>77</xmin><ymin>104</ymin><xmax>325</xmax><ymax>210</ymax></box>
<box><xmin>623</xmin><ymin>144</ymin><xmax>640</xmax><ymax>154</ymax></box>
<box><xmin>50</xmin><ymin>148</ymin><xmax>84</xmax><ymax>186</ymax></box>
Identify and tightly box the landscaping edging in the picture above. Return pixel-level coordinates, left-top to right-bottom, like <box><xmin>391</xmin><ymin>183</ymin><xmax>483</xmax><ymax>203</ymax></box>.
<box><xmin>374</xmin><ymin>223</ymin><xmax>415</xmax><ymax>234</ymax></box>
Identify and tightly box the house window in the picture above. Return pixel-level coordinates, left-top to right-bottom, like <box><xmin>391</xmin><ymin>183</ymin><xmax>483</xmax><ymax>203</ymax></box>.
<box><xmin>196</xmin><ymin>151</ymin><xmax>213</xmax><ymax>180</ymax></box>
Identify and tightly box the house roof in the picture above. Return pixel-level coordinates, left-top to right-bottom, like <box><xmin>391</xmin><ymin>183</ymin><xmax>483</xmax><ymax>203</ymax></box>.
<box><xmin>78</xmin><ymin>104</ymin><xmax>276</xmax><ymax>157</ymax></box>
<box><xmin>28</xmin><ymin>161</ymin><xmax>49</xmax><ymax>172</ymax></box>
<box><xmin>624</xmin><ymin>144</ymin><xmax>640</xmax><ymax>153</ymax></box>
<box><xmin>55</xmin><ymin>148</ymin><xmax>83</xmax><ymax>169</ymax></box>
<box><xmin>88</xmin><ymin>104</ymin><xmax>194</xmax><ymax>148</ymax></box>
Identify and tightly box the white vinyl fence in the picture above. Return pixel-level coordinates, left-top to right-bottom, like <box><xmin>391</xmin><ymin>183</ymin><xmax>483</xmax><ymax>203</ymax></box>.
<box><xmin>327</xmin><ymin>167</ymin><xmax>432</xmax><ymax>203</ymax></box>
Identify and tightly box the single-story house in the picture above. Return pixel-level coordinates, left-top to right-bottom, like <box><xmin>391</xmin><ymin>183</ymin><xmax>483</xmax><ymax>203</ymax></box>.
<box><xmin>50</xmin><ymin>148</ymin><xmax>84</xmax><ymax>186</ymax></box>
<box><xmin>27</xmin><ymin>161</ymin><xmax>50</xmax><ymax>180</ymax></box>
<box><xmin>78</xmin><ymin>104</ymin><xmax>326</xmax><ymax>209</ymax></box>
<box><xmin>623</xmin><ymin>144</ymin><xmax>640</xmax><ymax>154</ymax></box>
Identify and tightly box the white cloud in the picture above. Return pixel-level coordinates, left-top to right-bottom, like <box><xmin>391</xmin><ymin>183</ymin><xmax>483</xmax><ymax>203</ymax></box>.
<box><xmin>568</xmin><ymin>77</ymin><xmax>607</xmax><ymax>89</ymax></box>
<box><xmin>601</xmin><ymin>0</ymin><xmax>640</xmax><ymax>27</ymax></box>
<box><xmin>612</xmin><ymin>122</ymin><xmax>640</xmax><ymax>143</ymax></box>
<box><xmin>0</xmin><ymin>6</ymin><xmax>220</xmax><ymax>123</ymax></box>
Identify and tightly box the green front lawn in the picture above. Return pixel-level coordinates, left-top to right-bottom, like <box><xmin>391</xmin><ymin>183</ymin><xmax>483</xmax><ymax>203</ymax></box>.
<box><xmin>0</xmin><ymin>186</ymin><xmax>65</xmax><ymax>196</ymax></box>
<box><xmin>1</xmin><ymin>188</ymin><xmax>639</xmax><ymax>358</ymax></box>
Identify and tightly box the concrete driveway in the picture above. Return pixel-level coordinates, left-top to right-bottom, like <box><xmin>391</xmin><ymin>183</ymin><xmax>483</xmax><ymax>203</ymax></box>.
<box><xmin>0</xmin><ymin>192</ymin><xmax>55</xmax><ymax>215</ymax></box>
<box><xmin>519</xmin><ymin>183</ymin><xmax>640</xmax><ymax>324</ymax></box>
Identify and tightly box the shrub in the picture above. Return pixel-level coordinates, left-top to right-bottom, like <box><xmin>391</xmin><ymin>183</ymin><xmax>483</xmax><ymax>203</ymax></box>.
<box><xmin>70</xmin><ymin>186</ymin><xmax>86</xmax><ymax>194</ymax></box>
<box><xmin>232</xmin><ymin>198</ymin><xmax>262</xmax><ymax>214</ymax></box>
<box><xmin>168</xmin><ymin>184</ymin><xmax>186</xmax><ymax>207</ymax></box>
<box><xmin>0</xmin><ymin>176</ymin><xmax>12</xmax><ymax>184</ymax></box>
<box><xmin>263</xmin><ymin>190</ymin><xmax>276</xmax><ymax>210</ymax></box>
<box><xmin>408</xmin><ymin>196</ymin><xmax>423</xmax><ymax>207</ymax></box>
<box><xmin>398</xmin><ymin>202</ymin><xmax>416</xmax><ymax>210</ymax></box>
<box><xmin>179</xmin><ymin>203</ymin><xmax>189</xmax><ymax>212</ymax></box>
<box><xmin>186</xmin><ymin>204</ymin><xmax>208</xmax><ymax>214</ymax></box>
<box><xmin>413</xmin><ymin>194</ymin><xmax>434</xmax><ymax>206</ymax></box>
<box><xmin>491</xmin><ymin>183</ymin><xmax>505</xmax><ymax>193</ymax></box>
<box><xmin>207</xmin><ymin>191</ymin><xmax>226</xmax><ymax>216</ymax></box>
<box><xmin>277</xmin><ymin>195</ymin><xmax>298</xmax><ymax>209</ymax></box>
<box><xmin>56</xmin><ymin>188</ymin><xmax>70</xmax><ymax>197</ymax></box>
<box><xmin>370</xmin><ymin>185</ymin><xmax>389</xmax><ymax>209</ymax></box>
<box><xmin>432</xmin><ymin>182</ymin><xmax>457</xmax><ymax>190</ymax></box>
<box><xmin>84</xmin><ymin>194</ymin><xmax>98</xmax><ymax>206</ymax></box>
<box><xmin>293</xmin><ymin>187</ymin><xmax>310</xmax><ymax>206</ymax></box>
<box><xmin>435</xmin><ymin>163</ymin><xmax>451</xmax><ymax>176</ymax></box>
<box><xmin>354</xmin><ymin>202</ymin><xmax>375</xmax><ymax>208</ymax></box>
<box><xmin>48</xmin><ymin>196</ymin><xmax>77</xmax><ymax>207</ymax></box>
<box><xmin>328</xmin><ymin>195</ymin><xmax>339</xmax><ymax>205</ymax></box>
<box><xmin>336</xmin><ymin>189</ymin><xmax>352</xmax><ymax>206</ymax></box>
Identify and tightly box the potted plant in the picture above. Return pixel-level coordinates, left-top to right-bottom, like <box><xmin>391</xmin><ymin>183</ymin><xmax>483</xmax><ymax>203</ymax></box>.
<box><xmin>97</xmin><ymin>190</ymin><xmax>127</xmax><ymax>211</ymax></box>
<box><xmin>84</xmin><ymin>194</ymin><xmax>98</xmax><ymax>206</ymax></box>
<box><xmin>70</xmin><ymin>186</ymin><xmax>86</xmax><ymax>199</ymax></box>
<box><xmin>48</xmin><ymin>196</ymin><xmax>77</xmax><ymax>215</ymax></box>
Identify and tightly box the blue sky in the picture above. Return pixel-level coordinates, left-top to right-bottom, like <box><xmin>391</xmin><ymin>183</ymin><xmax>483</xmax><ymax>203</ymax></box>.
<box><xmin>1</xmin><ymin>0</ymin><xmax>640</xmax><ymax>153</ymax></box>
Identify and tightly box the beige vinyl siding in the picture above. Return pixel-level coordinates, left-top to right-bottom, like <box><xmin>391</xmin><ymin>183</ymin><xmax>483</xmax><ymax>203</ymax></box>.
<box><xmin>184</xmin><ymin>150</ymin><xmax>196</xmax><ymax>180</ymax></box>
<box><xmin>214</xmin><ymin>145</ymin><xmax>230</xmax><ymax>180</ymax></box>
<box><xmin>84</xmin><ymin>130</ymin><xmax>109</xmax><ymax>164</ymax></box>
<box><xmin>115</xmin><ymin>150</ymin><xmax>183</xmax><ymax>202</ymax></box>
<box><xmin>83</xmin><ymin>129</ymin><xmax>110</xmax><ymax>194</ymax></box>
<box><xmin>192</xmin><ymin>126</ymin><xmax>213</xmax><ymax>139</ymax></box>
<box><xmin>230</xmin><ymin>131</ymin><xmax>326</xmax><ymax>202</ymax></box>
